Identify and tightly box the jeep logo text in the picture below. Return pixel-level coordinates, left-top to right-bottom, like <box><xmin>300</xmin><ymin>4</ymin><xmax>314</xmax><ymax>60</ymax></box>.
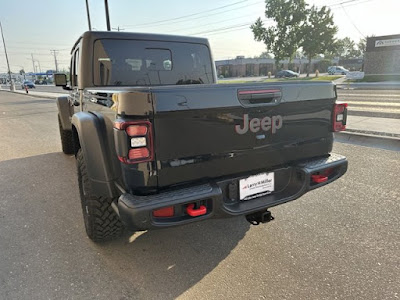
<box><xmin>235</xmin><ymin>114</ymin><xmax>283</xmax><ymax>135</ymax></box>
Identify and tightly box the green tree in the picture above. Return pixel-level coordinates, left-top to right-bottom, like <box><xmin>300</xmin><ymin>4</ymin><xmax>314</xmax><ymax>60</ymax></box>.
<box><xmin>326</xmin><ymin>37</ymin><xmax>364</xmax><ymax>59</ymax></box>
<box><xmin>357</xmin><ymin>38</ymin><xmax>366</xmax><ymax>55</ymax></box>
<box><xmin>338</xmin><ymin>37</ymin><xmax>358</xmax><ymax>58</ymax></box>
<box><xmin>300</xmin><ymin>5</ymin><xmax>337</xmax><ymax>76</ymax></box>
<box><xmin>251</xmin><ymin>0</ymin><xmax>308</xmax><ymax>70</ymax></box>
<box><xmin>254</xmin><ymin>51</ymin><xmax>273</xmax><ymax>59</ymax></box>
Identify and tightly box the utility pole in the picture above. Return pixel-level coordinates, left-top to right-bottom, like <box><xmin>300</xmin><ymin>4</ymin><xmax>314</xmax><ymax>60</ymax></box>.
<box><xmin>104</xmin><ymin>0</ymin><xmax>111</xmax><ymax>31</ymax></box>
<box><xmin>50</xmin><ymin>50</ymin><xmax>59</xmax><ymax>72</ymax></box>
<box><xmin>85</xmin><ymin>0</ymin><xmax>92</xmax><ymax>30</ymax></box>
<box><xmin>0</xmin><ymin>21</ymin><xmax>13</xmax><ymax>89</ymax></box>
<box><xmin>112</xmin><ymin>26</ymin><xmax>124</xmax><ymax>31</ymax></box>
<box><xmin>36</xmin><ymin>60</ymin><xmax>42</xmax><ymax>73</ymax></box>
<box><xmin>31</xmin><ymin>54</ymin><xmax>36</xmax><ymax>73</ymax></box>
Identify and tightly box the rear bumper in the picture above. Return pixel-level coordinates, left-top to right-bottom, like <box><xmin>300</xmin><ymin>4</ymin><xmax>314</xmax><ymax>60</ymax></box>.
<box><xmin>117</xmin><ymin>153</ymin><xmax>347</xmax><ymax>230</ymax></box>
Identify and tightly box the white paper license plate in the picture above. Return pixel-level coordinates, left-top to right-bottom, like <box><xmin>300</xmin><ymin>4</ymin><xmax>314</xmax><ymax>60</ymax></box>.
<box><xmin>239</xmin><ymin>172</ymin><xmax>274</xmax><ymax>200</ymax></box>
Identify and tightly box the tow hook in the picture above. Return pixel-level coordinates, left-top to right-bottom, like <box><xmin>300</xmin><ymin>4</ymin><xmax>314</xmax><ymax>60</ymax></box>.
<box><xmin>245</xmin><ymin>210</ymin><xmax>274</xmax><ymax>225</ymax></box>
<box><xmin>186</xmin><ymin>203</ymin><xmax>207</xmax><ymax>217</ymax></box>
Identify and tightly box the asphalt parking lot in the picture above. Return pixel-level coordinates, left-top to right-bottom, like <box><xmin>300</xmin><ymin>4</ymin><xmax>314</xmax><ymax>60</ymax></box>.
<box><xmin>0</xmin><ymin>91</ymin><xmax>399</xmax><ymax>299</ymax></box>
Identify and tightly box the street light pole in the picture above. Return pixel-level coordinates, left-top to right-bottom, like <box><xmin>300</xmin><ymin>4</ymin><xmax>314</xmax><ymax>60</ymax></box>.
<box><xmin>85</xmin><ymin>0</ymin><xmax>92</xmax><ymax>30</ymax></box>
<box><xmin>104</xmin><ymin>0</ymin><xmax>111</xmax><ymax>31</ymax></box>
<box><xmin>0</xmin><ymin>21</ymin><xmax>13</xmax><ymax>89</ymax></box>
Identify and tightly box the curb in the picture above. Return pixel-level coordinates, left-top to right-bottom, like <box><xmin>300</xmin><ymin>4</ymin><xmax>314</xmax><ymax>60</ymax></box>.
<box><xmin>335</xmin><ymin>131</ymin><xmax>400</xmax><ymax>151</ymax></box>
<box><xmin>0</xmin><ymin>89</ymin><xmax>59</xmax><ymax>100</ymax></box>
<box><xmin>347</xmin><ymin>111</ymin><xmax>400</xmax><ymax>119</ymax></box>
<box><xmin>345</xmin><ymin>128</ymin><xmax>400</xmax><ymax>139</ymax></box>
<box><xmin>336</xmin><ymin>84</ymin><xmax>400</xmax><ymax>90</ymax></box>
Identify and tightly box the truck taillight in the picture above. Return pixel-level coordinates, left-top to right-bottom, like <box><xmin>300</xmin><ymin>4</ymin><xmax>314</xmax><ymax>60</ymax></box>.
<box><xmin>126</xmin><ymin>125</ymin><xmax>148</xmax><ymax>136</ymax></box>
<box><xmin>333</xmin><ymin>103</ymin><xmax>348</xmax><ymax>132</ymax></box>
<box><xmin>114</xmin><ymin>120</ymin><xmax>154</xmax><ymax>164</ymax></box>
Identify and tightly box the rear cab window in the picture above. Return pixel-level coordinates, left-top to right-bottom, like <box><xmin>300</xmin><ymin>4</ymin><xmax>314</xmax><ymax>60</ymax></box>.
<box><xmin>93</xmin><ymin>39</ymin><xmax>214</xmax><ymax>86</ymax></box>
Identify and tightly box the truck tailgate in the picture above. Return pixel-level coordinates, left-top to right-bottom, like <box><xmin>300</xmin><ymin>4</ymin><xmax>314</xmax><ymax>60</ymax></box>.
<box><xmin>151</xmin><ymin>82</ymin><xmax>336</xmax><ymax>188</ymax></box>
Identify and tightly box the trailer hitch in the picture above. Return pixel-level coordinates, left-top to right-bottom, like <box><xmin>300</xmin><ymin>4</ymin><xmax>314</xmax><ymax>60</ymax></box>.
<box><xmin>245</xmin><ymin>210</ymin><xmax>274</xmax><ymax>225</ymax></box>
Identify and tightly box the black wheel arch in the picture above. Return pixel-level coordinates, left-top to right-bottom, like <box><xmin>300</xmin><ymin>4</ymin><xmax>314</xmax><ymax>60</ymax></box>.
<box><xmin>72</xmin><ymin>112</ymin><xmax>122</xmax><ymax>198</ymax></box>
<box><xmin>56</xmin><ymin>96</ymin><xmax>73</xmax><ymax>130</ymax></box>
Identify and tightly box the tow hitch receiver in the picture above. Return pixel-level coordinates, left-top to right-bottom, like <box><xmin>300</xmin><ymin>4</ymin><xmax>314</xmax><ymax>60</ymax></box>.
<box><xmin>186</xmin><ymin>203</ymin><xmax>207</xmax><ymax>217</ymax></box>
<box><xmin>246</xmin><ymin>210</ymin><xmax>274</xmax><ymax>225</ymax></box>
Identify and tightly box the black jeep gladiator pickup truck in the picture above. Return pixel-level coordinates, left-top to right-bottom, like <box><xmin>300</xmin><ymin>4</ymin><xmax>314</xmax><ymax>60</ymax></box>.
<box><xmin>55</xmin><ymin>31</ymin><xmax>348</xmax><ymax>242</ymax></box>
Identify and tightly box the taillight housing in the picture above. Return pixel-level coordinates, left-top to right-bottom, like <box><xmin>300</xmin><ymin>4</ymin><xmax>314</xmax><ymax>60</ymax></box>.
<box><xmin>333</xmin><ymin>102</ymin><xmax>348</xmax><ymax>132</ymax></box>
<box><xmin>114</xmin><ymin>120</ymin><xmax>154</xmax><ymax>164</ymax></box>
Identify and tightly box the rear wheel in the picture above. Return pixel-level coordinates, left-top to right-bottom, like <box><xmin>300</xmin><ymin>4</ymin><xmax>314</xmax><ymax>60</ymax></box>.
<box><xmin>76</xmin><ymin>149</ymin><xmax>124</xmax><ymax>242</ymax></box>
<box><xmin>58</xmin><ymin>114</ymin><xmax>74</xmax><ymax>155</ymax></box>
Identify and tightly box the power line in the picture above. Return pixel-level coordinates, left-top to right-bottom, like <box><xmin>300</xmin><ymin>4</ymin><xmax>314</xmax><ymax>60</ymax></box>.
<box><xmin>190</xmin><ymin>20</ymin><xmax>270</xmax><ymax>36</ymax></box>
<box><xmin>124</xmin><ymin>0</ymin><xmax>251</xmax><ymax>28</ymax></box>
<box><xmin>126</xmin><ymin>1</ymin><xmax>264</xmax><ymax>33</ymax></box>
<box><xmin>328</xmin><ymin>0</ymin><xmax>372</xmax><ymax>7</ymax></box>
<box><xmin>340</xmin><ymin>3</ymin><xmax>366</xmax><ymax>37</ymax></box>
<box><xmin>5</xmin><ymin>46</ymin><xmax>70</xmax><ymax>51</ymax></box>
<box><xmin>0</xmin><ymin>51</ymin><xmax>69</xmax><ymax>56</ymax></box>
<box><xmin>112</xmin><ymin>26</ymin><xmax>125</xmax><ymax>31</ymax></box>
<box><xmin>173</xmin><ymin>12</ymin><xmax>262</xmax><ymax>33</ymax></box>
<box><xmin>185</xmin><ymin>0</ymin><xmax>372</xmax><ymax>37</ymax></box>
<box><xmin>6</xmin><ymin>40</ymin><xmax>71</xmax><ymax>47</ymax></box>
<box><xmin>203</xmin><ymin>25</ymin><xmax>255</xmax><ymax>36</ymax></box>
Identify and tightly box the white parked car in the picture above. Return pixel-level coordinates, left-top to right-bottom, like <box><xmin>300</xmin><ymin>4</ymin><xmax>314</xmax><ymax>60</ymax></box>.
<box><xmin>328</xmin><ymin>66</ymin><xmax>349</xmax><ymax>75</ymax></box>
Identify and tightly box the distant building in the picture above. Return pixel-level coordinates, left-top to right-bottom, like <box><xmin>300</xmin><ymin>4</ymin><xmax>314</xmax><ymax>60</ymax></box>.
<box><xmin>215</xmin><ymin>57</ymin><xmax>339</xmax><ymax>78</ymax></box>
<box><xmin>364</xmin><ymin>34</ymin><xmax>400</xmax><ymax>75</ymax></box>
<box><xmin>0</xmin><ymin>72</ymin><xmax>25</xmax><ymax>84</ymax></box>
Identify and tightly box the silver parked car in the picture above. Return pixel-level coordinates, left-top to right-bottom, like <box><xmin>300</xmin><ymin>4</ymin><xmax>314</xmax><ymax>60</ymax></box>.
<box><xmin>328</xmin><ymin>66</ymin><xmax>349</xmax><ymax>75</ymax></box>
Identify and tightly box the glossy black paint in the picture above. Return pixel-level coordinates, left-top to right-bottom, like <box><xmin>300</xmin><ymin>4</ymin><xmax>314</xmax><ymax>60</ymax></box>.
<box><xmin>80</xmin><ymin>81</ymin><xmax>337</xmax><ymax>194</ymax></box>
<box><xmin>150</xmin><ymin>82</ymin><xmax>336</xmax><ymax>188</ymax></box>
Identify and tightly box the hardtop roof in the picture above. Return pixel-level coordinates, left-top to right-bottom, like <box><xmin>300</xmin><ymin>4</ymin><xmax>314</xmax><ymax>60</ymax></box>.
<box><xmin>71</xmin><ymin>31</ymin><xmax>209</xmax><ymax>54</ymax></box>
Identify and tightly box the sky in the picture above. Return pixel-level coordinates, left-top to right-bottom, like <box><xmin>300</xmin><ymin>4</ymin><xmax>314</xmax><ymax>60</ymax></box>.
<box><xmin>0</xmin><ymin>0</ymin><xmax>399</xmax><ymax>73</ymax></box>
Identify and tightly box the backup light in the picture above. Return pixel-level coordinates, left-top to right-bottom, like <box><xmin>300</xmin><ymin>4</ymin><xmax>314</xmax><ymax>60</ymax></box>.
<box><xmin>131</xmin><ymin>137</ymin><xmax>147</xmax><ymax>148</ymax></box>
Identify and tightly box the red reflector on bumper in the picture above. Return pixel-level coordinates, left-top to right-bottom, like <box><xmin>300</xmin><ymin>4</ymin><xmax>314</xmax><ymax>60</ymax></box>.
<box><xmin>153</xmin><ymin>206</ymin><xmax>174</xmax><ymax>218</ymax></box>
<box><xmin>311</xmin><ymin>174</ymin><xmax>328</xmax><ymax>183</ymax></box>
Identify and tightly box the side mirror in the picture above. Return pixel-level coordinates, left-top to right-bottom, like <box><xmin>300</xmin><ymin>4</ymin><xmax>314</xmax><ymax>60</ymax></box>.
<box><xmin>54</xmin><ymin>73</ymin><xmax>68</xmax><ymax>87</ymax></box>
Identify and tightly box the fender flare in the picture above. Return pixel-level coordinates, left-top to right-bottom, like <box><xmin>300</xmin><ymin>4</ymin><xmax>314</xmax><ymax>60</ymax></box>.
<box><xmin>56</xmin><ymin>96</ymin><xmax>73</xmax><ymax>130</ymax></box>
<box><xmin>72</xmin><ymin>112</ymin><xmax>121</xmax><ymax>198</ymax></box>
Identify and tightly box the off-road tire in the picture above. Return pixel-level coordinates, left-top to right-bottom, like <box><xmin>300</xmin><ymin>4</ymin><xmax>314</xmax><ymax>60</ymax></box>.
<box><xmin>76</xmin><ymin>149</ymin><xmax>124</xmax><ymax>242</ymax></box>
<box><xmin>58</xmin><ymin>114</ymin><xmax>74</xmax><ymax>155</ymax></box>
